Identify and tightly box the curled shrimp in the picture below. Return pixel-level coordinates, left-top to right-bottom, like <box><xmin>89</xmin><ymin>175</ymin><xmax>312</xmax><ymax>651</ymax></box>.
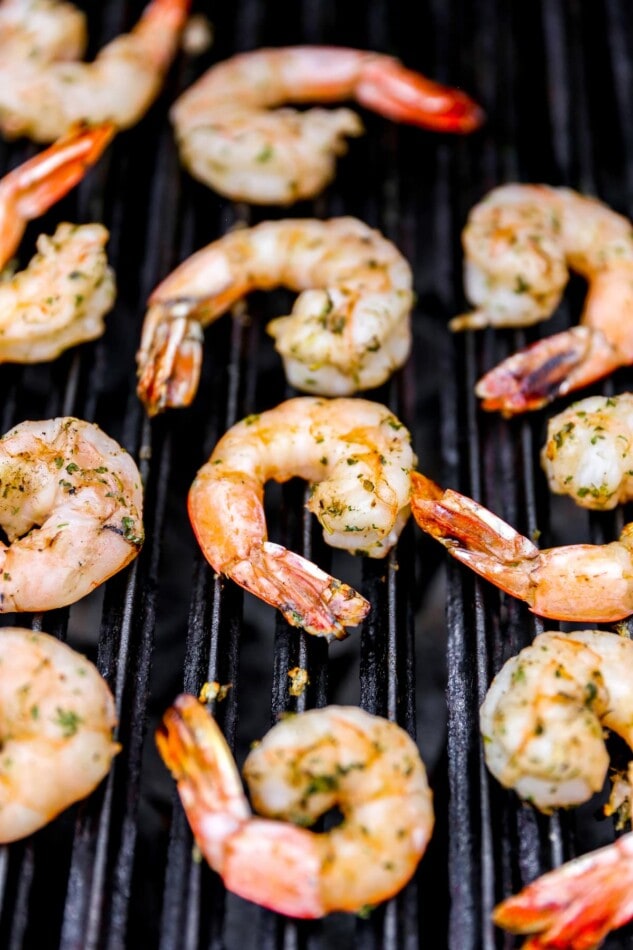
<box><xmin>187</xmin><ymin>397</ymin><xmax>414</xmax><ymax>638</ymax></box>
<box><xmin>480</xmin><ymin>629</ymin><xmax>633</xmax><ymax>813</ymax></box>
<box><xmin>157</xmin><ymin>695</ymin><xmax>434</xmax><ymax>918</ymax></box>
<box><xmin>0</xmin><ymin>416</ymin><xmax>144</xmax><ymax>612</ymax></box>
<box><xmin>541</xmin><ymin>393</ymin><xmax>633</xmax><ymax>510</ymax></box>
<box><xmin>493</xmin><ymin>833</ymin><xmax>633</xmax><ymax>950</ymax></box>
<box><xmin>170</xmin><ymin>45</ymin><xmax>484</xmax><ymax>205</ymax></box>
<box><xmin>410</xmin><ymin>471</ymin><xmax>633</xmax><ymax>623</ymax></box>
<box><xmin>136</xmin><ymin>216</ymin><xmax>414</xmax><ymax>415</ymax></box>
<box><xmin>0</xmin><ymin>121</ymin><xmax>114</xmax><ymax>267</ymax></box>
<box><xmin>0</xmin><ymin>626</ymin><xmax>118</xmax><ymax>843</ymax></box>
<box><xmin>0</xmin><ymin>221</ymin><xmax>115</xmax><ymax>363</ymax></box>
<box><xmin>0</xmin><ymin>122</ymin><xmax>116</xmax><ymax>362</ymax></box>
<box><xmin>0</xmin><ymin>0</ymin><xmax>190</xmax><ymax>142</ymax></box>
<box><xmin>449</xmin><ymin>184</ymin><xmax>633</xmax><ymax>415</ymax></box>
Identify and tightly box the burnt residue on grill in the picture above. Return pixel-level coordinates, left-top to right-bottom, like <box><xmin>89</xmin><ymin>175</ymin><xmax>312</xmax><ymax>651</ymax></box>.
<box><xmin>0</xmin><ymin>1</ymin><xmax>632</xmax><ymax>948</ymax></box>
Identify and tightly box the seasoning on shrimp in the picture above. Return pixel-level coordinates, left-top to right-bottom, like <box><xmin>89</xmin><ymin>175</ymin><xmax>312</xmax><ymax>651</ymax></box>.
<box><xmin>157</xmin><ymin>696</ymin><xmax>434</xmax><ymax>918</ymax></box>
<box><xmin>480</xmin><ymin>629</ymin><xmax>633</xmax><ymax>813</ymax></box>
<box><xmin>170</xmin><ymin>46</ymin><xmax>483</xmax><ymax>205</ymax></box>
<box><xmin>136</xmin><ymin>217</ymin><xmax>414</xmax><ymax>415</ymax></box>
<box><xmin>410</xmin><ymin>470</ymin><xmax>633</xmax><ymax>623</ymax></box>
<box><xmin>187</xmin><ymin>397</ymin><xmax>414</xmax><ymax>638</ymax></box>
<box><xmin>0</xmin><ymin>626</ymin><xmax>119</xmax><ymax>843</ymax></box>
<box><xmin>493</xmin><ymin>832</ymin><xmax>633</xmax><ymax>950</ymax></box>
<box><xmin>0</xmin><ymin>0</ymin><xmax>190</xmax><ymax>142</ymax></box>
<box><xmin>450</xmin><ymin>184</ymin><xmax>633</xmax><ymax>415</ymax></box>
<box><xmin>541</xmin><ymin>393</ymin><xmax>633</xmax><ymax>509</ymax></box>
<box><xmin>0</xmin><ymin>417</ymin><xmax>144</xmax><ymax>612</ymax></box>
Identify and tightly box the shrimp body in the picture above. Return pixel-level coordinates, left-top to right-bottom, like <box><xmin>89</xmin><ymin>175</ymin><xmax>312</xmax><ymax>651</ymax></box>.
<box><xmin>0</xmin><ymin>0</ymin><xmax>86</xmax><ymax>69</ymax></box>
<box><xmin>493</xmin><ymin>832</ymin><xmax>633</xmax><ymax>950</ymax></box>
<box><xmin>171</xmin><ymin>46</ymin><xmax>484</xmax><ymax>205</ymax></box>
<box><xmin>410</xmin><ymin>471</ymin><xmax>633</xmax><ymax>622</ymax></box>
<box><xmin>0</xmin><ymin>417</ymin><xmax>144</xmax><ymax>612</ymax></box>
<box><xmin>480</xmin><ymin>629</ymin><xmax>633</xmax><ymax>813</ymax></box>
<box><xmin>137</xmin><ymin>217</ymin><xmax>414</xmax><ymax>415</ymax></box>
<box><xmin>188</xmin><ymin>397</ymin><xmax>413</xmax><ymax>638</ymax></box>
<box><xmin>450</xmin><ymin>184</ymin><xmax>633</xmax><ymax>414</ymax></box>
<box><xmin>0</xmin><ymin>0</ymin><xmax>190</xmax><ymax>141</ymax></box>
<box><xmin>157</xmin><ymin>696</ymin><xmax>434</xmax><ymax>918</ymax></box>
<box><xmin>0</xmin><ymin>222</ymin><xmax>115</xmax><ymax>362</ymax></box>
<box><xmin>541</xmin><ymin>393</ymin><xmax>633</xmax><ymax>510</ymax></box>
<box><xmin>0</xmin><ymin>626</ymin><xmax>118</xmax><ymax>843</ymax></box>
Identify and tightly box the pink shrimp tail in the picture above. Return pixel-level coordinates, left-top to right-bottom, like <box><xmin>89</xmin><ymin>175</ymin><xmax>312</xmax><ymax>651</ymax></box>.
<box><xmin>475</xmin><ymin>326</ymin><xmax>624</xmax><ymax>416</ymax></box>
<box><xmin>156</xmin><ymin>694</ymin><xmax>327</xmax><ymax>918</ymax></box>
<box><xmin>0</xmin><ymin>122</ymin><xmax>114</xmax><ymax>266</ymax></box>
<box><xmin>493</xmin><ymin>833</ymin><xmax>633</xmax><ymax>949</ymax></box>
<box><xmin>356</xmin><ymin>58</ymin><xmax>485</xmax><ymax>133</ymax></box>
<box><xmin>135</xmin><ymin>0</ymin><xmax>192</xmax><ymax>70</ymax></box>
<box><xmin>136</xmin><ymin>309</ymin><xmax>203</xmax><ymax>415</ymax></box>
<box><xmin>231</xmin><ymin>541</ymin><xmax>370</xmax><ymax>639</ymax></box>
<box><xmin>410</xmin><ymin>471</ymin><xmax>538</xmax><ymax>600</ymax></box>
<box><xmin>156</xmin><ymin>693</ymin><xmax>250</xmax><ymax>832</ymax></box>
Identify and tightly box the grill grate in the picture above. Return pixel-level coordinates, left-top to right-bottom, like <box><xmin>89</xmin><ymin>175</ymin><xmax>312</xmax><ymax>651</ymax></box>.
<box><xmin>0</xmin><ymin>1</ymin><xmax>632</xmax><ymax>947</ymax></box>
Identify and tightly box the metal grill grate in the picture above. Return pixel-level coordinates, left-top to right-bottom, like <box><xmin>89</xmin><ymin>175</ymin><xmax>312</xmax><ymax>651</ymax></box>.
<box><xmin>0</xmin><ymin>1</ymin><xmax>632</xmax><ymax>947</ymax></box>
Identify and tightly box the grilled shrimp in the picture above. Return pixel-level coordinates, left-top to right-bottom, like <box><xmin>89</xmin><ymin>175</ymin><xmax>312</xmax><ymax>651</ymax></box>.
<box><xmin>157</xmin><ymin>696</ymin><xmax>434</xmax><ymax>918</ymax></box>
<box><xmin>0</xmin><ymin>626</ymin><xmax>118</xmax><ymax>843</ymax></box>
<box><xmin>0</xmin><ymin>121</ymin><xmax>114</xmax><ymax>267</ymax></box>
<box><xmin>410</xmin><ymin>471</ymin><xmax>633</xmax><ymax>623</ymax></box>
<box><xmin>450</xmin><ymin>184</ymin><xmax>633</xmax><ymax>415</ymax></box>
<box><xmin>0</xmin><ymin>0</ymin><xmax>190</xmax><ymax>141</ymax></box>
<box><xmin>0</xmin><ymin>0</ymin><xmax>85</xmax><ymax>66</ymax></box>
<box><xmin>0</xmin><ymin>122</ymin><xmax>116</xmax><ymax>361</ymax></box>
<box><xmin>480</xmin><ymin>629</ymin><xmax>633</xmax><ymax>813</ymax></box>
<box><xmin>0</xmin><ymin>417</ymin><xmax>144</xmax><ymax>612</ymax></box>
<box><xmin>136</xmin><ymin>217</ymin><xmax>414</xmax><ymax>415</ymax></box>
<box><xmin>541</xmin><ymin>393</ymin><xmax>633</xmax><ymax>510</ymax></box>
<box><xmin>493</xmin><ymin>833</ymin><xmax>633</xmax><ymax>950</ymax></box>
<box><xmin>170</xmin><ymin>45</ymin><xmax>484</xmax><ymax>205</ymax></box>
<box><xmin>187</xmin><ymin>397</ymin><xmax>414</xmax><ymax>638</ymax></box>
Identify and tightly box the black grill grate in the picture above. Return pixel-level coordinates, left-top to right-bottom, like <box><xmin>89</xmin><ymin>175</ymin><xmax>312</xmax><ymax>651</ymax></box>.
<box><xmin>0</xmin><ymin>1</ymin><xmax>632</xmax><ymax>947</ymax></box>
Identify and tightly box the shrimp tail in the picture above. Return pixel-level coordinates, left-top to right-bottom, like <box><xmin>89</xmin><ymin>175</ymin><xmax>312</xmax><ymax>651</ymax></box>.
<box><xmin>136</xmin><ymin>306</ymin><xmax>203</xmax><ymax>416</ymax></box>
<box><xmin>493</xmin><ymin>834</ymin><xmax>633</xmax><ymax>949</ymax></box>
<box><xmin>231</xmin><ymin>541</ymin><xmax>370</xmax><ymax>640</ymax></box>
<box><xmin>157</xmin><ymin>694</ymin><xmax>327</xmax><ymax>918</ymax></box>
<box><xmin>0</xmin><ymin>121</ymin><xmax>115</xmax><ymax>266</ymax></box>
<box><xmin>156</xmin><ymin>694</ymin><xmax>250</xmax><ymax>826</ymax></box>
<box><xmin>475</xmin><ymin>326</ymin><xmax>623</xmax><ymax>416</ymax></box>
<box><xmin>410</xmin><ymin>471</ymin><xmax>538</xmax><ymax>600</ymax></box>
<box><xmin>356</xmin><ymin>59</ymin><xmax>485</xmax><ymax>133</ymax></box>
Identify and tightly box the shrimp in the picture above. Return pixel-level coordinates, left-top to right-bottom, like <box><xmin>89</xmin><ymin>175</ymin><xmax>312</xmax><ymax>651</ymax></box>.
<box><xmin>0</xmin><ymin>0</ymin><xmax>86</xmax><ymax>65</ymax></box>
<box><xmin>449</xmin><ymin>184</ymin><xmax>633</xmax><ymax>415</ymax></box>
<box><xmin>0</xmin><ymin>221</ymin><xmax>115</xmax><ymax>363</ymax></box>
<box><xmin>541</xmin><ymin>393</ymin><xmax>633</xmax><ymax>510</ymax></box>
<box><xmin>0</xmin><ymin>416</ymin><xmax>144</xmax><ymax>612</ymax></box>
<box><xmin>0</xmin><ymin>0</ymin><xmax>190</xmax><ymax>142</ymax></box>
<box><xmin>480</xmin><ymin>629</ymin><xmax>633</xmax><ymax>813</ymax></box>
<box><xmin>156</xmin><ymin>695</ymin><xmax>434</xmax><ymax>918</ymax></box>
<box><xmin>410</xmin><ymin>470</ymin><xmax>633</xmax><ymax>623</ymax></box>
<box><xmin>0</xmin><ymin>626</ymin><xmax>119</xmax><ymax>842</ymax></box>
<box><xmin>187</xmin><ymin>397</ymin><xmax>414</xmax><ymax>638</ymax></box>
<box><xmin>170</xmin><ymin>45</ymin><xmax>484</xmax><ymax>205</ymax></box>
<box><xmin>0</xmin><ymin>120</ymin><xmax>114</xmax><ymax>268</ymax></box>
<box><xmin>493</xmin><ymin>833</ymin><xmax>633</xmax><ymax>950</ymax></box>
<box><xmin>136</xmin><ymin>217</ymin><xmax>414</xmax><ymax>415</ymax></box>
